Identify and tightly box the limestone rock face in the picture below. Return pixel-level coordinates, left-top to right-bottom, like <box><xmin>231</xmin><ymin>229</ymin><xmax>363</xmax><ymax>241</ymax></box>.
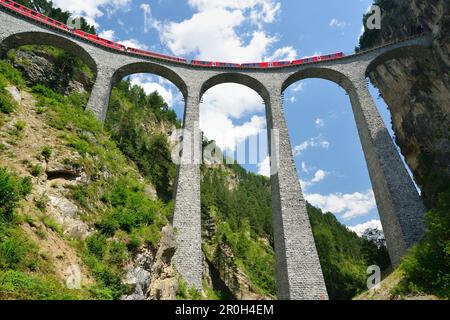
<box><xmin>362</xmin><ymin>0</ymin><xmax>450</xmax><ymax>207</ymax></box>
<box><xmin>147</xmin><ymin>225</ymin><xmax>178</xmax><ymax>300</ymax></box>
<box><xmin>9</xmin><ymin>49</ymin><xmax>93</xmax><ymax>95</ymax></box>
<box><xmin>123</xmin><ymin>225</ymin><xmax>178</xmax><ymax>300</ymax></box>
<box><xmin>123</xmin><ymin>248</ymin><xmax>154</xmax><ymax>300</ymax></box>
<box><xmin>6</xmin><ymin>86</ymin><xmax>21</xmax><ymax>102</ymax></box>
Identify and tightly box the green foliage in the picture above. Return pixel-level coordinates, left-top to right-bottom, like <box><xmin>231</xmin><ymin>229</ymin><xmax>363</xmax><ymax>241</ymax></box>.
<box><xmin>14</xmin><ymin>120</ymin><xmax>26</xmax><ymax>132</ymax></box>
<box><xmin>201</xmin><ymin>164</ymin><xmax>390</xmax><ymax>299</ymax></box>
<box><xmin>201</xmin><ymin>166</ymin><xmax>276</xmax><ymax>296</ymax></box>
<box><xmin>14</xmin><ymin>0</ymin><xmax>96</xmax><ymax>34</ymax></box>
<box><xmin>41</xmin><ymin>146</ymin><xmax>52</xmax><ymax>161</ymax></box>
<box><xmin>26</xmin><ymin>83</ymin><xmax>176</xmax><ymax>299</ymax></box>
<box><xmin>395</xmin><ymin>190</ymin><xmax>450</xmax><ymax>298</ymax></box>
<box><xmin>176</xmin><ymin>277</ymin><xmax>202</xmax><ymax>300</ymax></box>
<box><xmin>0</xmin><ymin>60</ymin><xmax>25</xmax><ymax>114</ymax></box>
<box><xmin>34</xmin><ymin>193</ymin><xmax>48</xmax><ymax>213</ymax></box>
<box><xmin>0</xmin><ymin>60</ymin><xmax>26</xmax><ymax>88</ymax></box>
<box><xmin>0</xmin><ymin>270</ymin><xmax>87</xmax><ymax>300</ymax></box>
<box><xmin>0</xmin><ymin>167</ymin><xmax>32</xmax><ymax>223</ymax></box>
<box><xmin>308</xmin><ymin>204</ymin><xmax>391</xmax><ymax>299</ymax></box>
<box><xmin>357</xmin><ymin>0</ymin><xmax>400</xmax><ymax>50</ymax></box>
<box><xmin>105</xmin><ymin>80</ymin><xmax>179</xmax><ymax>199</ymax></box>
<box><xmin>30</xmin><ymin>164</ymin><xmax>43</xmax><ymax>177</ymax></box>
<box><xmin>0</xmin><ymin>93</ymin><xmax>15</xmax><ymax>115</ymax></box>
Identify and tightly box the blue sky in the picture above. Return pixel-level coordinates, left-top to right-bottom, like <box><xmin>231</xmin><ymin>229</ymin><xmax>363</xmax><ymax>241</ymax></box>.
<box><xmin>51</xmin><ymin>0</ymin><xmax>406</xmax><ymax>234</ymax></box>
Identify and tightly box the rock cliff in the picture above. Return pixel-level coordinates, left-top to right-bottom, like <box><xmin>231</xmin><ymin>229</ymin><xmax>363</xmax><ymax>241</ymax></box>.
<box><xmin>360</xmin><ymin>0</ymin><xmax>450</xmax><ymax>207</ymax></box>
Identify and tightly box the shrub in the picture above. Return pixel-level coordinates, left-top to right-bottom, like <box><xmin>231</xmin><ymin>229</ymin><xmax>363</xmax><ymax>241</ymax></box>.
<box><xmin>0</xmin><ymin>93</ymin><xmax>15</xmax><ymax>114</ymax></box>
<box><xmin>14</xmin><ymin>121</ymin><xmax>26</xmax><ymax>132</ymax></box>
<box><xmin>0</xmin><ymin>60</ymin><xmax>25</xmax><ymax>87</ymax></box>
<box><xmin>86</xmin><ymin>234</ymin><xmax>107</xmax><ymax>259</ymax></box>
<box><xmin>0</xmin><ymin>167</ymin><xmax>32</xmax><ymax>222</ymax></box>
<box><xmin>41</xmin><ymin>216</ymin><xmax>63</xmax><ymax>235</ymax></box>
<box><xmin>41</xmin><ymin>146</ymin><xmax>52</xmax><ymax>161</ymax></box>
<box><xmin>395</xmin><ymin>190</ymin><xmax>450</xmax><ymax>298</ymax></box>
<box><xmin>30</xmin><ymin>164</ymin><xmax>43</xmax><ymax>177</ymax></box>
<box><xmin>34</xmin><ymin>193</ymin><xmax>48</xmax><ymax>212</ymax></box>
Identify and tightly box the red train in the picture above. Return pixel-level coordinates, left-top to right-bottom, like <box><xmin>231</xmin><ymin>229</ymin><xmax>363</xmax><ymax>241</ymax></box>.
<box><xmin>0</xmin><ymin>0</ymin><xmax>346</xmax><ymax>68</ymax></box>
<box><xmin>191</xmin><ymin>60</ymin><xmax>241</xmax><ymax>68</ymax></box>
<box><xmin>0</xmin><ymin>0</ymin><xmax>187</xmax><ymax>63</ymax></box>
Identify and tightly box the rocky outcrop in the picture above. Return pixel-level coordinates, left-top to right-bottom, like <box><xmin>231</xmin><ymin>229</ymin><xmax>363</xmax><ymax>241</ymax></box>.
<box><xmin>147</xmin><ymin>225</ymin><xmax>178</xmax><ymax>300</ymax></box>
<box><xmin>8</xmin><ymin>48</ymin><xmax>93</xmax><ymax>95</ymax></box>
<box><xmin>123</xmin><ymin>225</ymin><xmax>179</xmax><ymax>300</ymax></box>
<box><xmin>361</xmin><ymin>0</ymin><xmax>450</xmax><ymax>207</ymax></box>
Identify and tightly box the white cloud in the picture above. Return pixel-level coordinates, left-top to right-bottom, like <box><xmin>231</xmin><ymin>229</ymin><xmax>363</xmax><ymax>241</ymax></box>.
<box><xmin>157</xmin><ymin>1</ymin><xmax>284</xmax><ymax>62</ymax></box>
<box><xmin>118</xmin><ymin>39</ymin><xmax>149</xmax><ymax>50</ymax></box>
<box><xmin>200</xmin><ymin>84</ymin><xmax>266</xmax><ymax>152</ymax></box>
<box><xmin>149</xmin><ymin>1</ymin><xmax>288</xmax><ymax>154</ymax></box>
<box><xmin>329</xmin><ymin>18</ymin><xmax>349</xmax><ymax>29</ymax></box>
<box><xmin>98</xmin><ymin>29</ymin><xmax>115</xmax><ymax>40</ymax></box>
<box><xmin>188</xmin><ymin>0</ymin><xmax>281</xmax><ymax>26</ymax></box>
<box><xmin>293</xmin><ymin>136</ymin><xmax>330</xmax><ymax>157</ymax></box>
<box><xmin>140</xmin><ymin>3</ymin><xmax>161</xmax><ymax>33</ymax></box>
<box><xmin>349</xmin><ymin>219</ymin><xmax>383</xmax><ymax>236</ymax></box>
<box><xmin>258</xmin><ymin>156</ymin><xmax>271</xmax><ymax>177</ymax></box>
<box><xmin>301</xmin><ymin>161</ymin><xmax>309</xmax><ymax>173</ymax></box>
<box><xmin>52</xmin><ymin>0</ymin><xmax>131</xmax><ymax>27</ymax></box>
<box><xmin>289</xmin><ymin>96</ymin><xmax>296</xmax><ymax>104</ymax></box>
<box><xmin>129</xmin><ymin>75</ymin><xmax>181</xmax><ymax>107</ymax></box>
<box><xmin>311</xmin><ymin>169</ymin><xmax>328</xmax><ymax>183</ymax></box>
<box><xmin>299</xmin><ymin>169</ymin><xmax>328</xmax><ymax>190</ymax></box>
<box><xmin>315</xmin><ymin>118</ymin><xmax>325</xmax><ymax>128</ymax></box>
<box><xmin>290</xmin><ymin>82</ymin><xmax>304</xmax><ymax>92</ymax></box>
<box><xmin>266</xmin><ymin>46</ymin><xmax>297</xmax><ymax>61</ymax></box>
<box><xmin>305</xmin><ymin>190</ymin><xmax>377</xmax><ymax>220</ymax></box>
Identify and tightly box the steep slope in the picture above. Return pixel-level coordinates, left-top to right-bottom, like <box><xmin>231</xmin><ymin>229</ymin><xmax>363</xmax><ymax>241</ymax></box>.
<box><xmin>0</xmin><ymin>49</ymin><xmax>176</xmax><ymax>299</ymax></box>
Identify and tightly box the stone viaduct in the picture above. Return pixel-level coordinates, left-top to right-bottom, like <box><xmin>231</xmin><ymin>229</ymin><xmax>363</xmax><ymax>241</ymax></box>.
<box><xmin>0</xmin><ymin>7</ymin><xmax>432</xmax><ymax>300</ymax></box>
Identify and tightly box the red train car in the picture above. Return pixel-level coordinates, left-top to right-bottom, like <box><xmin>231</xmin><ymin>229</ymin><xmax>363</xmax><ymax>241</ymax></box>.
<box><xmin>72</xmin><ymin>29</ymin><xmax>126</xmax><ymax>52</ymax></box>
<box><xmin>0</xmin><ymin>0</ymin><xmax>345</xmax><ymax>68</ymax></box>
<box><xmin>292</xmin><ymin>52</ymin><xmax>344</xmax><ymax>65</ymax></box>
<box><xmin>1</xmin><ymin>0</ymin><xmax>69</xmax><ymax>32</ymax></box>
<box><xmin>319</xmin><ymin>52</ymin><xmax>344</xmax><ymax>61</ymax></box>
<box><xmin>191</xmin><ymin>60</ymin><xmax>240</xmax><ymax>68</ymax></box>
<box><xmin>128</xmin><ymin>47</ymin><xmax>187</xmax><ymax>63</ymax></box>
<box><xmin>240</xmin><ymin>61</ymin><xmax>290</xmax><ymax>68</ymax></box>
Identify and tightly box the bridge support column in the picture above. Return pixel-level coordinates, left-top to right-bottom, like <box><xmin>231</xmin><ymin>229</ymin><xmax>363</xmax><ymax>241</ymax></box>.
<box><xmin>349</xmin><ymin>76</ymin><xmax>426</xmax><ymax>266</ymax></box>
<box><xmin>266</xmin><ymin>93</ymin><xmax>328</xmax><ymax>300</ymax></box>
<box><xmin>86</xmin><ymin>65</ymin><xmax>116</xmax><ymax>121</ymax></box>
<box><xmin>172</xmin><ymin>92</ymin><xmax>202</xmax><ymax>291</ymax></box>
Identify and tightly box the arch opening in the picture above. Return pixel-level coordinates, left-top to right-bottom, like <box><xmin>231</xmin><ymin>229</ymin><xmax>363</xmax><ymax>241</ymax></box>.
<box><xmin>365</xmin><ymin>44</ymin><xmax>432</xmax><ymax>76</ymax></box>
<box><xmin>201</xmin><ymin>73</ymin><xmax>270</xmax><ymax>104</ymax></box>
<box><xmin>282</xmin><ymin>74</ymin><xmax>392</xmax><ymax>299</ymax></box>
<box><xmin>105</xmin><ymin>69</ymin><xmax>186</xmax><ymax>201</ymax></box>
<box><xmin>0</xmin><ymin>31</ymin><xmax>97</xmax><ymax>74</ymax></box>
<box><xmin>199</xmin><ymin>80</ymin><xmax>276</xmax><ymax>299</ymax></box>
<box><xmin>112</xmin><ymin>62</ymin><xmax>188</xmax><ymax>101</ymax></box>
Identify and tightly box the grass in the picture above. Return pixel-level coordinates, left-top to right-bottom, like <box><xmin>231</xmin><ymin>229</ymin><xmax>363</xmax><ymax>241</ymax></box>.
<box><xmin>30</xmin><ymin>164</ymin><xmax>43</xmax><ymax>177</ymax></box>
<box><xmin>0</xmin><ymin>270</ymin><xmax>88</xmax><ymax>300</ymax></box>
<box><xmin>40</xmin><ymin>215</ymin><xmax>63</xmax><ymax>236</ymax></box>
<box><xmin>41</xmin><ymin>146</ymin><xmax>52</xmax><ymax>161</ymax></box>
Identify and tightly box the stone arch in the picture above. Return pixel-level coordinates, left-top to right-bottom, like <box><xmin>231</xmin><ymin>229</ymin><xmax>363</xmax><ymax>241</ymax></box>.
<box><xmin>112</xmin><ymin>62</ymin><xmax>188</xmax><ymax>100</ymax></box>
<box><xmin>365</xmin><ymin>44</ymin><xmax>432</xmax><ymax>75</ymax></box>
<box><xmin>201</xmin><ymin>72</ymin><xmax>271</xmax><ymax>103</ymax></box>
<box><xmin>0</xmin><ymin>31</ymin><xmax>97</xmax><ymax>74</ymax></box>
<box><xmin>282</xmin><ymin>67</ymin><xmax>354</xmax><ymax>95</ymax></box>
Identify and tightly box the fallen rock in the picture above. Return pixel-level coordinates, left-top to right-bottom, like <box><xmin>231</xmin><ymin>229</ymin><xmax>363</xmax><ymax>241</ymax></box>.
<box><xmin>6</xmin><ymin>86</ymin><xmax>21</xmax><ymax>102</ymax></box>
